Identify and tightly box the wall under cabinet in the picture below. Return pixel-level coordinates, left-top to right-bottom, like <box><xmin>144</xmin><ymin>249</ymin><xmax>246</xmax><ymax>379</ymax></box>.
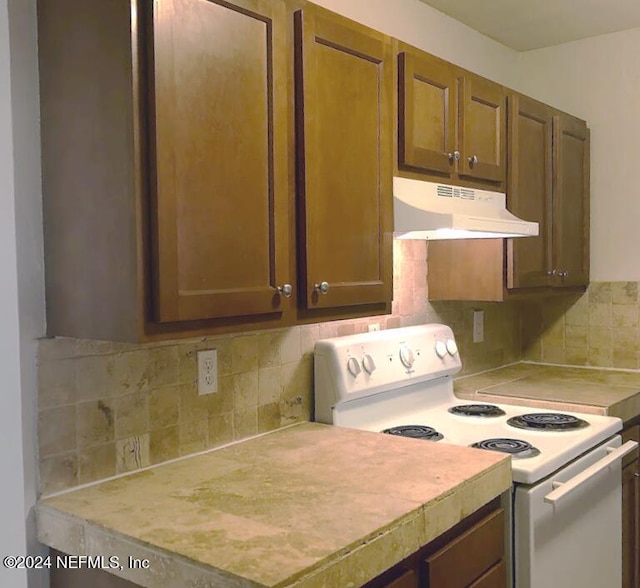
<box><xmin>37</xmin><ymin>241</ymin><xmax>522</xmax><ymax>494</ymax></box>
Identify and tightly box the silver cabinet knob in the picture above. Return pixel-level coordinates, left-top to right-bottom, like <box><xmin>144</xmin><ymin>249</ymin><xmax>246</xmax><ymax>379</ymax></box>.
<box><xmin>468</xmin><ymin>155</ymin><xmax>478</xmax><ymax>166</ymax></box>
<box><xmin>546</xmin><ymin>269</ymin><xmax>558</xmax><ymax>276</ymax></box>
<box><xmin>277</xmin><ymin>284</ymin><xmax>293</xmax><ymax>297</ymax></box>
<box><xmin>559</xmin><ymin>270</ymin><xmax>568</xmax><ymax>278</ymax></box>
<box><xmin>314</xmin><ymin>281</ymin><xmax>329</xmax><ymax>294</ymax></box>
<box><xmin>448</xmin><ymin>150</ymin><xmax>460</xmax><ymax>161</ymax></box>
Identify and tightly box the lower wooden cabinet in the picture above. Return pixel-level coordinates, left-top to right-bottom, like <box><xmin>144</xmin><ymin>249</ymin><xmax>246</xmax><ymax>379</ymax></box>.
<box><xmin>369</xmin><ymin>567</ymin><xmax>420</xmax><ymax>588</ymax></box>
<box><xmin>365</xmin><ymin>498</ymin><xmax>506</xmax><ymax>588</ymax></box>
<box><xmin>424</xmin><ymin>507</ymin><xmax>504</xmax><ymax>587</ymax></box>
<box><xmin>469</xmin><ymin>560</ymin><xmax>507</xmax><ymax>588</ymax></box>
<box><xmin>622</xmin><ymin>423</ymin><xmax>640</xmax><ymax>588</ymax></box>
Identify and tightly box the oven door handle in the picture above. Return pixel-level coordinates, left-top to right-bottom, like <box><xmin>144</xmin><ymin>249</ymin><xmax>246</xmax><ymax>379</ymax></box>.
<box><xmin>544</xmin><ymin>440</ymin><xmax>638</xmax><ymax>505</ymax></box>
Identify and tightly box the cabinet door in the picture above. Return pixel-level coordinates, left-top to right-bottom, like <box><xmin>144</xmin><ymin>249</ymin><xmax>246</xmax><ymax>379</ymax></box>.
<box><xmin>397</xmin><ymin>48</ymin><xmax>458</xmax><ymax>176</ymax></box>
<box><xmin>459</xmin><ymin>74</ymin><xmax>506</xmax><ymax>184</ymax></box>
<box><xmin>552</xmin><ymin>114</ymin><xmax>590</xmax><ymax>287</ymax></box>
<box><xmin>469</xmin><ymin>560</ymin><xmax>507</xmax><ymax>588</ymax></box>
<box><xmin>150</xmin><ymin>0</ymin><xmax>291</xmax><ymax>322</ymax></box>
<box><xmin>507</xmin><ymin>94</ymin><xmax>554</xmax><ymax>289</ymax></box>
<box><xmin>379</xmin><ymin>569</ymin><xmax>418</xmax><ymax>588</ymax></box>
<box><xmin>295</xmin><ymin>5</ymin><xmax>393</xmax><ymax>309</ymax></box>
<box><xmin>363</xmin><ymin>566</ymin><xmax>419</xmax><ymax>588</ymax></box>
<box><xmin>424</xmin><ymin>508</ymin><xmax>504</xmax><ymax>586</ymax></box>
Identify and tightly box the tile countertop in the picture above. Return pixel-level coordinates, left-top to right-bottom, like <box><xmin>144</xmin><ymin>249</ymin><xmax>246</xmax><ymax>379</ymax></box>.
<box><xmin>37</xmin><ymin>422</ymin><xmax>511</xmax><ymax>588</ymax></box>
<box><xmin>455</xmin><ymin>362</ymin><xmax>640</xmax><ymax>423</ymax></box>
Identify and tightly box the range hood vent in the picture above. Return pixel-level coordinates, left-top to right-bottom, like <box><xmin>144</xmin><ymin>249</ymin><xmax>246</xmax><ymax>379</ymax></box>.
<box><xmin>393</xmin><ymin>177</ymin><xmax>539</xmax><ymax>240</ymax></box>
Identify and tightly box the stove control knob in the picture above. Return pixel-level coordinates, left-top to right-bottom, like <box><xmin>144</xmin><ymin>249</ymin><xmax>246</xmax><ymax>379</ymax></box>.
<box><xmin>446</xmin><ymin>339</ymin><xmax>458</xmax><ymax>356</ymax></box>
<box><xmin>362</xmin><ymin>354</ymin><xmax>376</xmax><ymax>374</ymax></box>
<box><xmin>435</xmin><ymin>340</ymin><xmax>447</xmax><ymax>358</ymax></box>
<box><xmin>347</xmin><ymin>356</ymin><xmax>361</xmax><ymax>377</ymax></box>
<box><xmin>399</xmin><ymin>345</ymin><xmax>415</xmax><ymax>369</ymax></box>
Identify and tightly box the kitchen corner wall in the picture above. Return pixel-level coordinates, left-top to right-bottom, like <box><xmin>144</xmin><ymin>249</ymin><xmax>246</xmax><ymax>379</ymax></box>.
<box><xmin>37</xmin><ymin>240</ymin><xmax>522</xmax><ymax>495</ymax></box>
<box><xmin>522</xmin><ymin>281</ymin><xmax>640</xmax><ymax>369</ymax></box>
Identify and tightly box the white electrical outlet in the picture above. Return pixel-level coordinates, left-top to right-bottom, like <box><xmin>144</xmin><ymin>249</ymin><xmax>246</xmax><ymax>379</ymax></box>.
<box><xmin>473</xmin><ymin>310</ymin><xmax>484</xmax><ymax>343</ymax></box>
<box><xmin>368</xmin><ymin>323</ymin><xmax>381</xmax><ymax>332</ymax></box>
<box><xmin>197</xmin><ymin>349</ymin><xmax>218</xmax><ymax>395</ymax></box>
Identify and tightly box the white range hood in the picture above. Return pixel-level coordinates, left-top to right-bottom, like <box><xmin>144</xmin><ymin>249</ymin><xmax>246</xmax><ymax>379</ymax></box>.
<box><xmin>393</xmin><ymin>177</ymin><xmax>539</xmax><ymax>240</ymax></box>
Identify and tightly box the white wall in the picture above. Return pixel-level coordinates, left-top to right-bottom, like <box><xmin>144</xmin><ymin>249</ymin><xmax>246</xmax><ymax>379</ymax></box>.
<box><xmin>517</xmin><ymin>27</ymin><xmax>640</xmax><ymax>281</ymax></box>
<box><xmin>310</xmin><ymin>0</ymin><xmax>520</xmax><ymax>87</ymax></box>
<box><xmin>0</xmin><ymin>1</ymin><xmax>30</xmax><ymax>584</ymax></box>
<box><xmin>1</xmin><ymin>0</ymin><xmax>46</xmax><ymax>586</ymax></box>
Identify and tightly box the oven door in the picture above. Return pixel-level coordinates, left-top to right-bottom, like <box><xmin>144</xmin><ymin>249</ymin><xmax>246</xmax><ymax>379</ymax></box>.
<box><xmin>513</xmin><ymin>435</ymin><xmax>637</xmax><ymax>588</ymax></box>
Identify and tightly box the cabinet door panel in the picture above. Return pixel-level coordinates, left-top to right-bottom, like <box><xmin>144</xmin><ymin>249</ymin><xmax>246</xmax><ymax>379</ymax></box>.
<box><xmin>398</xmin><ymin>50</ymin><xmax>457</xmax><ymax>175</ymax></box>
<box><xmin>424</xmin><ymin>508</ymin><xmax>504</xmax><ymax>586</ymax></box>
<box><xmin>296</xmin><ymin>6</ymin><xmax>393</xmax><ymax>309</ymax></box>
<box><xmin>363</xmin><ymin>566</ymin><xmax>418</xmax><ymax>588</ymax></box>
<box><xmin>381</xmin><ymin>569</ymin><xmax>418</xmax><ymax>588</ymax></box>
<box><xmin>469</xmin><ymin>560</ymin><xmax>507</xmax><ymax>588</ymax></box>
<box><xmin>151</xmin><ymin>0</ymin><xmax>290</xmax><ymax>322</ymax></box>
<box><xmin>507</xmin><ymin>94</ymin><xmax>553</xmax><ymax>289</ymax></box>
<box><xmin>459</xmin><ymin>75</ymin><xmax>506</xmax><ymax>183</ymax></box>
<box><xmin>553</xmin><ymin>114</ymin><xmax>590</xmax><ymax>287</ymax></box>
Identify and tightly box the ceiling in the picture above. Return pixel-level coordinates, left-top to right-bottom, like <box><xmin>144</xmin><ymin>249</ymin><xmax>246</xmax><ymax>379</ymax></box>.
<box><xmin>418</xmin><ymin>0</ymin><xmax>640</xmax><ymax>51</ymax></box>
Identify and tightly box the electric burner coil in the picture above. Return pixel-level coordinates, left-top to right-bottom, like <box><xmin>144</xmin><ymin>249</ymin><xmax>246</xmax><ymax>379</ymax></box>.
<box><xmin>507</xmin><ymin>413</ymin><xmax>589</xmax><ymax>431</ymax></box>
<box><xmin>448</xmin><ymin>404</ymin><xmax>506</xmax><ymax>417</ymax></box>
<box><xmin>381</xmin><ymin>425</ymin><xmax>443</xmax><ymax>441</ymax></box>
<box><xmin>471</xmin><ymin>438</ymin><xmax>541</xmax><ymax>459</ymax></box>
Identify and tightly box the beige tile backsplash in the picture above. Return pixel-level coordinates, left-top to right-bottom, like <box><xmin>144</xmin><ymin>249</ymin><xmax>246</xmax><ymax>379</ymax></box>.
<box><xmin>37</xmin><ymin>240</ymin><xmax>522</xmax><ymax>494</ymax></box>
<box><xmin>522</xmin><ymin>282</ymin><xmax>640</xmax><ymax>369</ymax></box>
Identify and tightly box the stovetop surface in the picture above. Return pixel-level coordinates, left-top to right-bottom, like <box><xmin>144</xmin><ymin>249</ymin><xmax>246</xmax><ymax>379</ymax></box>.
<box><xmin>331</xmin><ymin>382</ymin><xmax>621</xmax><ymax>484</ymax></box>
<box><xmin>314</xmin><ymin>324</ymin><xmax>622</xmax><ymax>485</ymax></box>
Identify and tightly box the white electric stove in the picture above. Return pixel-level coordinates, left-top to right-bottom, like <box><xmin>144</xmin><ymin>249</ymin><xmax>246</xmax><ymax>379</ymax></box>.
<box><xmin>314</xmin><ymin>324</ymin><xmax>637</xmax><ymax>588</ymax></box>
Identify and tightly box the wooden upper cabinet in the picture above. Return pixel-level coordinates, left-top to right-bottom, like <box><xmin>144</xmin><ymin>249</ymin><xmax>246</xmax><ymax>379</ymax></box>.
<box><xmin>553</xmin><ymin>113</ymin><xmax>590</xmax><ymax>288</ymax></box>
<box><xmin>150</xmin><ymin>0</ymin><xmax>291</xmax><ymax>323</ymax></box>
<box><xmin>459</xmin><ymin>74</ymin><xmax>506</xmax><ymax>184</ymax></box>
<box><xmin>397</xmin><ymin>44</ymin><xmax>506</xmax><ymax>189</ymax></box>
<box><xmin>428</xmin><ymin>95</ymin><xmax>590</xmax><ymax>302</ymax></box>
<box><xmin>295</xmin><ymin>5</ymin><xmax>393</xmax><ymax>310</ymax></box>
<box><xmin>507</xmin><ymin>94</ymin><xmax>554</xmax><ymax>289</ymax></box>
<box><xmin>398</xmin><ymin>49</ymin><xmax>457</xmax><ymax>176</ymax></box>
<box><xmin>39</xmin><ymin>0</ymin><xmax>395</xmax><ymax>342</ymax></box>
